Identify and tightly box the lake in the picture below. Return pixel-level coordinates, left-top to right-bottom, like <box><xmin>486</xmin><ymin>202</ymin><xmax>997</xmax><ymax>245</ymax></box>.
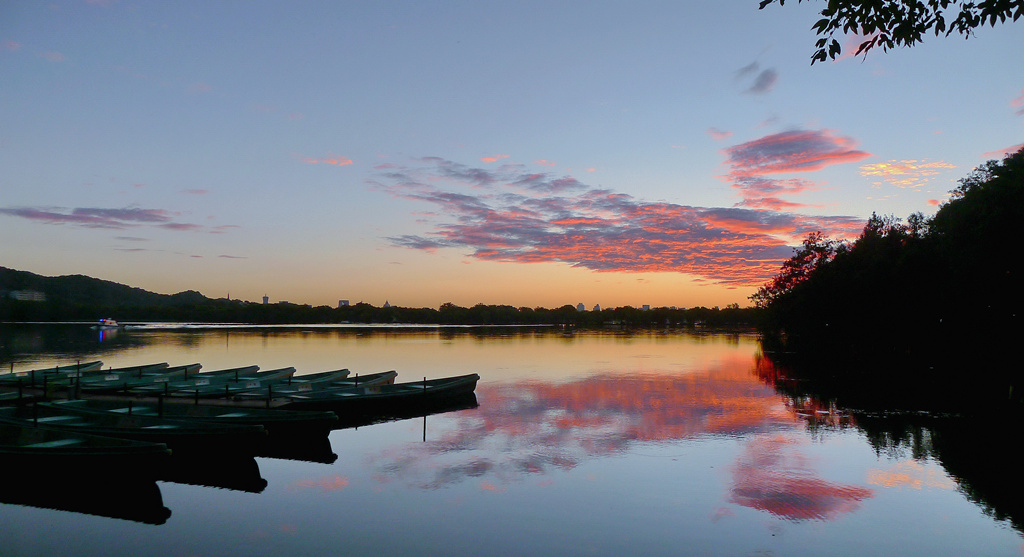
<box><xmin>0</xmin><ymin>324</ymin><xmax>1021</xmax><ymax>556</ymax></box>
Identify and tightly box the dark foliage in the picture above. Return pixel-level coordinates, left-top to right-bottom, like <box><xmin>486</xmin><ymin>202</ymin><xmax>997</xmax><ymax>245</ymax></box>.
<box><xmin>753</xmin><ymin>148</ymin><xmax>1023</xmax><ymax>386</ymax></box>
<box><xmin>760</xmin><ymin>0</ymin><xmax>1024</xmax><ymax>63</ymax></box>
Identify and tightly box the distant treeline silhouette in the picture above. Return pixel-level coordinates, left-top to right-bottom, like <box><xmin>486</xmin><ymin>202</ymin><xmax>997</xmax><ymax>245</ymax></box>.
<box><xmin>753</xmin><ymin>148</ymin><xmax>1022</xmax><ymax>373</ymax></box>
<box><xmin>0</xmin><ymin>267</ymin><xmax>757</xmax><ymax>328</ymax></box>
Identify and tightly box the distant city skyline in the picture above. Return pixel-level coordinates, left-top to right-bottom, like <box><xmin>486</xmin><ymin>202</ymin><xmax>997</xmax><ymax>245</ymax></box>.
<box><xmin>2</xmin><ymin>2</ymin><xmax>1021</xmax><ymax>309</ymax></box>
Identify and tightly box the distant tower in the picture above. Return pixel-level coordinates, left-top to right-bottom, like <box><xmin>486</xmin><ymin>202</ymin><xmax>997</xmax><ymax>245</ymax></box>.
<box><xmin>262</xmin><ymin>294</ymin><xmax>269</xmax><ymax>305</ymax></box>
<box><xmin>576</xmin><ymin>303</ymin><xmax>585</xmax><ymax>312</ymax></box>
<box><xmin>383</xmin><ymin>300</ymin><xmax>391</xmax><ymax>308</ymax></box>
<box><xmin>338</xmin><ymin>299</ymin><xmax>350</xmax><ymax>308</ymax></box>
<box><xmin>593</xmin><ymin>304</ymin><xmax>601</xmax><ymax>312</ymax></box>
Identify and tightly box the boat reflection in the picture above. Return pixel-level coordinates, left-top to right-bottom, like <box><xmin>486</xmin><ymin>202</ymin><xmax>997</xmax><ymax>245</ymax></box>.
<box><xmin>156</xmin><ymin>454</ymin><xmax>268</xmax><ymax>493</ymax></box>
<box><xmin>0</xmin><ymin>473</ymin><xmax>171</xmax><ymax>525</ymax></box>
<box><xmin>257</xmin><ymin>434</ymin><xmax>338</xmax><ymax>464</ymax></box>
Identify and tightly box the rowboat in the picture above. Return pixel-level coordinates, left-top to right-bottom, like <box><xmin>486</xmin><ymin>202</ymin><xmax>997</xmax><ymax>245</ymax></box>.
<box><xmin>47</xmin><ymin>398</ymin><xmax>339</xmax><ymax>436</ymax></box>
<box><xmin>0</xmin><ymin>402</ymin><xmax>266</xmax><ymax>453</ymax></box>
<box><xmin>0</xmin><ymin>361</ymin><xmax>104</xmax><ymax>387</ymax></box>
<box><xmin>151</xmin><ymin>367</ymin><xmax>297</xmax><ymax>398</ymax></box>
<box><xmin>278</xmin><ymin>373</ymin><xmax>480</xmax><ymax>415</ymax></box>
<box><xmin>73</xmin><ymin>363</ymin><xmax>202</xmax><ymax>393</ymax></box>
<box><xmin>126</xmin><ymin>365</ymin><xmax>260</xmax><ymax>395</ymax></box>
<box><xmin>234</xmin><ymin>370</ymin><xmax>397</xmax><ymax>400</ymax></box>
<box><xmin>0</xmin><ymin>421</ymin><xmax>170</xmax><ymax>469</ymax></box>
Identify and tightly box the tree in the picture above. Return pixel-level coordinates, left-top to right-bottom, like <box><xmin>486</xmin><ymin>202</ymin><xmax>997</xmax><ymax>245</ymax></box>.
<box><xmin>750</xmin><ymin>231</ymin><xmax>845</xmax><ymax>308</ymax></box>
<box><xmin>759</xmin><ymin>0</ymin><xmax>1024</xmax><ymax>63</ymax></box>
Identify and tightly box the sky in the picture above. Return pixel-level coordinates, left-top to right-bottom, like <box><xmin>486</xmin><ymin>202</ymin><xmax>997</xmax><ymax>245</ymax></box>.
<box><xmin>2</xmin><ymin>1</ymin><xmax>1022</xmax><ymax>310</ymax></box>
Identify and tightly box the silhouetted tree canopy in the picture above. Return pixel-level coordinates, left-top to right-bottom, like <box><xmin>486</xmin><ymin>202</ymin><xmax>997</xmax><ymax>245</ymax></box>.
<box><xmin>753</xmin><ymin>148</ymin><xmax>1024</xmax><ymax>370</ymax></box>
<box><xmin>759</xmin><ymin>0</ymin><xmax>1024</xmax><ymax>63</ymax></box>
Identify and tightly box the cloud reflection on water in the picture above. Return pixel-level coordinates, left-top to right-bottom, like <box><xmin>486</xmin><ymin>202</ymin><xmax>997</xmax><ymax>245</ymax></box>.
<box><xmin>368</xmin><ymin>360</ymin><xmax>876</xmax><ymax>522</ymax></box>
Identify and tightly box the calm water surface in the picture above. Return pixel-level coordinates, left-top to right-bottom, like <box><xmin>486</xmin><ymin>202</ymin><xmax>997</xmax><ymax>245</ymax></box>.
<box><xmin>0</xmin><ymin>325</ymin><xmax>1020</xmax><ymax>556</ymax></box>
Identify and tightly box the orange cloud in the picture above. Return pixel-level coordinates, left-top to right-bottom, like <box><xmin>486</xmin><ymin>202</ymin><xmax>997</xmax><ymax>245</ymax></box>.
<box><xmin>481</xmin><ymin>154</ymin><xmax>510</xmax><ymax>163</ymax></box>
<box><xmin>534</xmin><ymin>159</ymin><xmax>556</xmax><ymax>166</ymax></box>
<box><xmin>866</xmin><ymin>461</ymin><xmax>956</xmax><ymax>490</ymax></box>
<box><xmin>858</xmin><ymin>160</ymin><xmax>956</xmax><ymax>189</ymax></box>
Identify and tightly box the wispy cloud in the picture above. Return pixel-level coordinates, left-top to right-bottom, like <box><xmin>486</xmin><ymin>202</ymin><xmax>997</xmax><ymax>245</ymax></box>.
<box><xmin>1013</xmin><ymin>90</ymin><xmax>1024</xmax><ymax>116</ymax></box>
<box><xmin>302</xmin><ymin>153</ymin><xmax>353</xmax><ymax>166</ymax></box>
<box><xmin>481</xmin><ymin>154</ymin><xmax>510</xmax><ymax>163</ymax></box>
<box><xmin>3</xmin><ymin>41</ymin><xmax>21</xmax><ymax>51</ymax></box>
<box><xmin>707</xmin><ymin>127</ymin><xmax>733</xmax><ymax>141</ymax></box>
<box><xmin>745</xmin><ymin>68</ymin><xmax>778</xmax><ymax>94</ymax></box>
<box><xmin>982</xmin><ymin>143</ymin><xmax>1024</xmax><ymax>159</ymax></box>
<box><xmin>723</xmin><ymin>129</ymin><xmax>871</xmax><ymax>207</ymax></box>
<box><xmin>370</xmin><ymin>154</ymin><xmax>864</xmax><ymax>286</ymax></box>
<box><xmin>0</xmin><ymin>205</ymin><xmax>221</xmax><ymax>232</ymax></box>
<box><xmin>858</xmin><ymin>160</ymin><xmax>956</xmax><ymax>189</ymax></box>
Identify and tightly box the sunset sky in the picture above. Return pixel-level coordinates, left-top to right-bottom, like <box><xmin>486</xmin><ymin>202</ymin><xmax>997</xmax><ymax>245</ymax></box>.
<box><xmin>2</xmin><ymin>1</ymin><xmax>1021</xmax><ymax>309</ymax></box>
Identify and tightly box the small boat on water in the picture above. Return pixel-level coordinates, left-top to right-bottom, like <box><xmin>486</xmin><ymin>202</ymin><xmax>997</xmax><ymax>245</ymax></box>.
<box><xmin>234</xmin><ymin>370</ymin><xmax>397</xmax><ymax>400</ymax></box>
<box><xmin>278</xmin><ymin>373</ymin><xmax>480</xmax><ymax>415</ymax></box>
<box><xmin>48</xmin><ymin>398</ymin><xmax>339</xmax><ymax>436</ymax></box>
<box><xmin>146</xmin><ymin>367</ymin><xmax>297</xmax><ymax>398</ymax></box>
<box><xmin>72</xmin><ymin>363</ymin><xmax>202</xmax><ymax>393</ymax></box>
<box><xmin>0</xmin><ymin>402</ymin><xmax>266</xmax><ymax>453</ymax></box>
<box><xmin>0</xmin><ymin>361</ymin><xmax>104</xmax><ymax>387</ymax></box>
<box><xmin>91</xmin><ymin>318</ymin><xmax>121</xmax><ymax>330</ymax></box>
<box><xmin>0</xmin><ymin>421</ymin><xmax>170</xmax><ymax>469</ymax></box>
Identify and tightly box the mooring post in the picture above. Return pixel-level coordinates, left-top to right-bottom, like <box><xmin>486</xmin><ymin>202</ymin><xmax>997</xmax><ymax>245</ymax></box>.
<box><xmin>267</xmin><ymin>383</ymin><xmax>273</xmax><ymax>408</ymax></box>
<box><xmin>128</xmin><ymin>400</ymin><xmax>133</xmax><ymax>416</ymax></box>
<box><xmin>195</xmin><ymin>388</ymin><xmax>199</xmax><ymax>405</ymax></box>
<box><xmin>158</xmin><ymin>395</ymin><xmax>164</xmax><ymax>418</ymax></box>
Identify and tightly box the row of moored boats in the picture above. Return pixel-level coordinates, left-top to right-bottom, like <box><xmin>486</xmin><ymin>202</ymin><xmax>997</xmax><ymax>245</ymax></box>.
<box><xmin>0</xmin><ymin>360</ymin><xmax>480</xmax><ymax>468</ymax></box>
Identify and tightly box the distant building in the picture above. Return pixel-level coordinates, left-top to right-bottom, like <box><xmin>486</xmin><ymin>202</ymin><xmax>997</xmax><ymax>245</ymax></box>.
<box><xmin>383</xmin><ymin>300</ymin><xmax>391</xmax><ymax>308</ymax></box>
<box><xmin>262</xmin><ymin>295</ymin><xmax>269</xmax><ymax>305</ymax></box>
<box><xmin>592</xmin><ymin>304</ymin><xmax>601</xmax><ymax>312</ymax></box>
<box><xmin>338</xmin><ymin>299</ymin><xmax>350</xmax><ymax>307</ymax></box>
<box><xmin>641</xmin><ymin>304</ymin><xmax>651</xmax><ymax>311</ymax></box>
<box><xmin>576</xmin><ymin>303</ymin><xmax>585</xmax><ymax>312</ymax></box>
<box><xmin>10</xmin><ymin>290</ymin><xmax>46</xmax><ymax>302</ymax></box>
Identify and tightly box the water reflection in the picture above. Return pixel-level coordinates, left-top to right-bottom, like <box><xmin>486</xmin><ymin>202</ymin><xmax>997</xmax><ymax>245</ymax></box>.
<box><xmin>0</xmin><ymin>474</ymin><xmax>171</xmax><ymax>525</ymax></box>
<box><xmin>756</xmin><ymin>349</ymin><xmax>1024</xmax><ymax>534</ymax></box>
<box><xmin>366</xmin><ymin>360</ymin><xmax>881</xmax><ymax>523</ymax></box>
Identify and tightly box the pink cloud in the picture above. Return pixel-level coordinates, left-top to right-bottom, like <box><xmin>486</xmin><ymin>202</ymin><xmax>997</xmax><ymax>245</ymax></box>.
<box><xmin>721</xmin><ymin>129</ymin><xmax>870</xmax><ymax>209</ymax></box>
<box><xmin>730</xmin><ymin>435</ymin><xmax>873</xmax><ymax>521</ymax></box>
<box><xmin>3</xmin><ymin>41</ymin><xmax>21</xmax><ymax>51</ymax></box>
<box><xmin>982</xmin><ymin>143</ymin><xmax>1024</xmax><ymax>159</ymax></box>
<box><xmin>1010</xmin><ymin>89</ymin><xmax>1024</xmax><ymax>116</ymax></box>
<box><xmin>303</xmin><ymin>153</ymin><xmax>354</xmax><ymax>166</ymax></box>
<box><xmin>481</xmin><ymin>154</ymin><xmax>510</xmax><ymax>163</ymax></box>
<box><xmin>372</xmin><ymin>157</ymin><xmax>863</xmax><ymax>286</ymax></box>
<box><xmin>707</xmin><ymin>127</ymin><xmax>733</xmax><ymax>141</ymax></box>
<box><xmin>534</xmin><ymin>159</ymin><xmax>556</xmax><ymax>166</ymax></box>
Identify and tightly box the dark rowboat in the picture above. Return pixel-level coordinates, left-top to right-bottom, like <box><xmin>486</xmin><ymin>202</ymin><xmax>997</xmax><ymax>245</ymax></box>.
<box><xmin>156</xmin><ymin>367</ymin><xmax>297</xmax><ymax>399</ymax></box>
<box><xmin>73</xmin><ymin>363</ymin><xmax>202</xmax><ymax>393</ymax></box>
<box><xmin>0</xmin><ymin>361</ymin><xmax>104</xmax><ymax>387</ymax></box>
<box><xmin>278</xmin><ymin>373</ymin><xmax>480</xmax><ymax>416</ymax></box>
<box><xmin>235</xmin><ymin>370</ymin><xmax>398</xmax><ymax>400</ymax></box>
<box><xmin>0</xmin><ymin>421</ymin><xmax>170</xmax><ymax>469</ymax></box>
<box><xmin>0</xmin><ymin>402</ymin><xmax>266</xmax><ymax>453</ymax></box>
<box><xmin>47</xmin><ymin>398</ymin><xmax>339</xmax><ymax>436</ymax></box>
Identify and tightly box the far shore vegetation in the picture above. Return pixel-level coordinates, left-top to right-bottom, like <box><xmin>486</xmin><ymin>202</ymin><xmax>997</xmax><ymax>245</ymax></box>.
<box><xmin>0</xmin><ymin>267</ymin><xmax>757</xmax><ymax>329</ymax></box>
